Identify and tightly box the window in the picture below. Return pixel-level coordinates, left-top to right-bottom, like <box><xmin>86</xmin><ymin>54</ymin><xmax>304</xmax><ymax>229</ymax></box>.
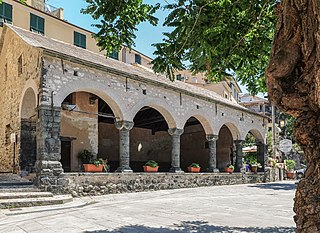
<box><xmin>176</xmin><ymin>74</ymin><xmax>182</xmax><ymax>81</ymax></box>
<box><xmin>0</xmin><ymin>2</ymin><xmax>12</xmax><ymax>24</ymax></box>
<box><xmin>109</xmin><ymin>50</ymin><xmax>119</xmax><ymax>60</ymax></box>
<box><xmin>135</xmin><ymin>54</ymin><xmax>141</xmax><ymax>64</ymax></box>
<box><xmin>74</xmin><ymin>31</ymin><xmax>86</xmax><ymax>49</ymax></box>
<box><xmin>30</xmin><ymin>13</ymin><xmax>45</xmax><ymax>35</ymax></box>
<box><xmin>18</xmin><ymin>55</ymin><xmax>23</xmax><ymax>76</ymax></box>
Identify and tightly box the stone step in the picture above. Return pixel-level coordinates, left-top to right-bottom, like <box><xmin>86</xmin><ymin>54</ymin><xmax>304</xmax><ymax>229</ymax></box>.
<box><xmin>0</xmin><ymin>195</ymin><xmax>73</xmax><ymax>209</ymax></box>
<box><xmin>0</xmin><ymin>181</ymin><xmax>34</xmax><ymax>187</ymax></box>
<box><xmin>0</xmin><ymin>187</ymin><xmax>41</xmax><ymax>193</ymax></box>
<box><xmin>0</xmin><ymin>192</ymin><xmax>53</xmax><ymax>199</ymax></box>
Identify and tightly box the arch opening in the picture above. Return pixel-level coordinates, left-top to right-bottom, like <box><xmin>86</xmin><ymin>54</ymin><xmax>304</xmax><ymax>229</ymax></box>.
<box><xmin>130</xmin><ymin>106</ymin><xmax>171</xmax><ymax>172</ymax></box>
<box><xmin>20</xmin><ymin>88</ymin><xmax>37</xmax><ymax>173</ymax></box>
<box><xmin>181</xmin><ymin>117</ymin><xmax>208</xmax><ymax>172</ymax></box>
<box><xmin>216</xmin><ymin>124</ymin><xmax>235</xmax><ymax>171</ymax></box>
<box><xmin>60</xmin><ymin>91</ymin><xmax>119</xmax><ymax>172</ymax></box>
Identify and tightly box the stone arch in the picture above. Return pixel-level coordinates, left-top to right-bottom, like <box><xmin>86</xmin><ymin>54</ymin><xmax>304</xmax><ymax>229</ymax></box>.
<box><xmin>53</xmin><ymin>80</ymin><xmax>124</xmax><ymax>120</ymax></box>
<box><xmin>217</xmin><ymin>122</ymin><xmax>241</xmax><ymax>140</ymax></box>
<box><xmin>19</xmin><ymin>80</ymin><xmax>38</xmax><ymax>119</ymax></box>
<box><xmin>242</xmin><ymin>128</ymin><xmax>264</xmax><ymax>142</ymax></box>
<box><xmin>128</xmin><ymin>98</ymin><xmax>178</xmax><ymax>129</ymax></box>
<box><xmin>19</xmin><ymin>82</ymin><xmax>38</xmax><ymax>172</ymax></box>
<box><xmin>181</xmin><ymin>114</ymin><xmax>214</xmax><ymax>135</ymax></box>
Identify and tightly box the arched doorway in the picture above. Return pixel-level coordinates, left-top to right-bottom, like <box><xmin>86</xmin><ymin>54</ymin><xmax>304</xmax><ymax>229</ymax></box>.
<box><xmin>216</xmin><ymin>125</ymin><xmax>234</xmax><ymax>171</ymax></box>
<box><xmin>131</xmin><ymin>106</ymin><xmax>171</xmax><ymax>172</ymax></box>
<box><xmin>20</xmin><ymin>87</ymin><xmax>37</xmax><ymax>173</ymax></box>
<box><xmin>60</xmin><ymin>91</ymin><xmax>119</xmax><ymax>172</ymax></box>
<box><xmin>243</xmin><ymin>129</ymin><xmax>265</xmax><ymax>172</ymax></box>
<box><xmin>181</xmin><ymin>117</ymin><xmax>208</xmax><ymax>172</ymax></box>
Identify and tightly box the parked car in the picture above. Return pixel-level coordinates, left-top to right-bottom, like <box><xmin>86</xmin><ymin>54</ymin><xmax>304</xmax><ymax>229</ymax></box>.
<box><xmin>295</xmin><ymin>164</ymin><xmax>307</xmax><ymax>179</ymax></box>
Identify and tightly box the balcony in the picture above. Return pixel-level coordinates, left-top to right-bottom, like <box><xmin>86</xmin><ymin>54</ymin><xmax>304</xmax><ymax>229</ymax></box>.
<box><xmin>31</xmin><ymin>0</ymin><xmax>64</xmax><ymax>19</ymax></box>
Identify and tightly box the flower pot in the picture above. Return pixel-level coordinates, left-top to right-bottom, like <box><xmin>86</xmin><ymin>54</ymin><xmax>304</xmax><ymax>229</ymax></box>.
<box><xmin>286</xmin><ymin>171</ymin><xmax>295</xmax><ymax>179</ymax></box>
<box><xmin>251</xmin><ymin>165</ymin><xmax>258</xmax><ymax>174</ymax></box>
<box><xmin>225</xmin><ymin>168</ymin><xmax>234</xmax><ymax>174</ymax></box>
<box><xmin>83</xmin><ymin>164</ymin><xmax>103</xmax><ymax>172</ymax></box>
<box><xmin>143</xmin><ymin>165</ymin><xmax>159</xmax><ymax>172</ymax></box>
<box><xmin>188</xmin><ymin>167</ymin><xmax>201</xmax><ymax>173</ymax></box>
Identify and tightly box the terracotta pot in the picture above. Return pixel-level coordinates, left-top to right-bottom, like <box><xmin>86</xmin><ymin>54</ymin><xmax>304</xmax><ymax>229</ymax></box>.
<box><xmin>83</xmin><ymin>164</ymin><xmax>103</xmax><ymax>172</ymax></box>
<box><xmin>143</xmin><ymin>166</ymin><xmax>159</xmax><ymax>172</ymax></box>
<box><xmin>188</xmin><ymin>167</ymin><xmax>201</xmax><ymax>173</ymax></box>
<box><xmin>286</xmin><ymin>171</ymin><xmax>295</xmax><ymax>179</ymax></box>
<box><xmin>225</xmin><ymin>167</ymin><xmax>234</xmax><ymax>173</ymax></box>
<box><xmin>251</xmin><ymin>165</ymin><xmax>258</xmax><ymax>173</ymax></box>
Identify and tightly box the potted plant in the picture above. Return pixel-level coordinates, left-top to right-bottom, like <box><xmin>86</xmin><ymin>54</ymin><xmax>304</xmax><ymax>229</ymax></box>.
<box><xmin>188</xmin><ymin>163</ymin><xmax>201</xmax><ymax>173</ymax></box>
<box><xmin>143</xmin><ymin>160</ymin><xmax>159</xmax><ymax>172</ymax></box>
<box><xmin>285</xmin><ymin>159</ymin><xmax>296</xmax><ymax>179</ymax></box>
<box><xmin>225</xmin><ymin>164</ymin><xmax>234</xmax><ymax>173</ymax></box>
<box><xmin>250</xmin><ymin>162</ymin><xmax>262</xmax><ymax>174</ymax></box>
<box><xmin>78</xmin><ymin>150</ymin><xmax>104</xmax><ymax>172</ymax></box>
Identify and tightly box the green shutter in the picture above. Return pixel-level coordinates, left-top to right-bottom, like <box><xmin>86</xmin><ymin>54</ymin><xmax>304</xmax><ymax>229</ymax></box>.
<box><xmin>74</xmin><ymin>32</ymin><xmax>80</xmax><ymax>46</ymax></box>
<box><xmin>0</xmin><ymin>3</ymin><xmax>12</xmax><ymax>23</ymax></box>
<box><xmin>4</xmin><ymin>3</ymin><xmax>12</xmax><ymax>23</ymax></box>
<box><xmin>74</xmin><ymin>31</ymin><xmax>86</xmax><ymax>49</ymax></box>
<box><xmin>38</xmin><ymin>16</ymin><xmax>45</xmax><ymax>34</ymax></box>
<box><xmin>30</xmin><ymin>14</ymin><xmax>37</xmax><ymax>31</ymax></box>
<box><xmin>81</xmin><ymin>33</ymin><xmax>86</xmax><ymax>49</ymax></box>
<box><xmin>30</xmin><ymin>13</ymin><xmax>45</xmax><ymax>35</ymax></box>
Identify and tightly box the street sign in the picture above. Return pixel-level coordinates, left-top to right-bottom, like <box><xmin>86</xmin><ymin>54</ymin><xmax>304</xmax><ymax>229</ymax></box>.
<box><xmin>279</xmin><ymin>139</ymin><xmax>292</xmax><ymax>153</ymax></box>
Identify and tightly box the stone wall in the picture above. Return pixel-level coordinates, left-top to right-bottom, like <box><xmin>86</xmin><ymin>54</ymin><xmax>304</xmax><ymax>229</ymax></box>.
<box><xmin>0</xmin><ymin>27</ymin><xmax>41</xmax><ymax>172</ymax></box>
<box><xmin>64</xmin><ymin>172</ymin><xmax>268</xmax><ymax>197</ymax></box>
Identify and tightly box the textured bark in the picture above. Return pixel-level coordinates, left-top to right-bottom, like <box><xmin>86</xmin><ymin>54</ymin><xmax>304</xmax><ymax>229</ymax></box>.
<box><xmin>266</xmin><ymin>0</ymin><xmax>320</xmax><ymax>232</ymax></box>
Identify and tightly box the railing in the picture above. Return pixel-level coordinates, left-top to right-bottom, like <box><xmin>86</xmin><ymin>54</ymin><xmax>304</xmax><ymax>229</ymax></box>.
<box><xmin>31</xmin><ymin>0</ymin><xmax>63</xmax><ymax>19</ymax></box>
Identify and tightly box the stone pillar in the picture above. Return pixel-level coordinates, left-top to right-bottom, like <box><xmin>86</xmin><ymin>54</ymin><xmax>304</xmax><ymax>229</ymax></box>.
<box><xmin>234</xmin><ymin>140</ymin><xmax>244</xmax><ymax>172</ymax></box>
<box><xmin>35</xmin><ymin>105</ymin><xmax>66</xmax><ymax>193</ymax></box>
<box><xmin>256</xmin><ymin>140</ymin><xmax>267</xmax><ymax>172</ymax></box>
<box><xmin>115</xmin><ymin>121</ymin><xmax>134</xmax><ymax>173</ymax></box>
<box><xmin>168</xmin><ymin>128</ymin><xmax>184</xmax><ymax>173</ymax></box>
<box><xmin>206</xmin><ymin>134</ymin><xmax>219</xmax><ymax>172</ymax></box>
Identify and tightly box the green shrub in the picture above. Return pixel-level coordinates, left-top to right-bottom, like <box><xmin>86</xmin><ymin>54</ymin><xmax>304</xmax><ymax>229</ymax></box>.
<box><xmin>145</xmin><ymin>160</ymin><xmax>158</xmax><ymax>168</ymax></box>
<box><xmin>285</xmin><ymin>160</ymin><xmax>296</xmax><ymax>171</ymax></box>
<box><xmin>189</xmin><ymin>163</ymin><xmax>200</xmax><ymax>168</ymax></box>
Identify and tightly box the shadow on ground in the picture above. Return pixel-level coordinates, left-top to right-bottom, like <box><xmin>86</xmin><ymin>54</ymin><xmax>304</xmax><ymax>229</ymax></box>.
<box><xmin>84</xmin><ymin>220</ymin><xmax>295</xmax><ymax>233</ymax></box>
<box><xmin>249</xmin><ymin>182</ymin><xmax>297</xmax><ymax>191</ymax></box>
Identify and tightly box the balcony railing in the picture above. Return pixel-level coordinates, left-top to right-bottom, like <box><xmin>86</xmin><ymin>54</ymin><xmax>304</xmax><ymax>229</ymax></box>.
<box><xmin>31</xmin><ymin>0</ymin><xmax>63</xmax><ymax>19</ymax></box>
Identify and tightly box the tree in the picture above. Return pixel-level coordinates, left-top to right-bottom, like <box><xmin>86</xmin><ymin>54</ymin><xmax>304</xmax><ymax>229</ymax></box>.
<box><xmin>82</xmin><ymin>0</ymin><xmax>277</xmax><ymax>95</ymax></box>
<box><xmin>266</xmin><ymin>1</ymin><xmax>320</xmax><ymax>231</ymax></box>
<box><xmin>83</xmin><ymin>0</ymin><xmax>319</xmax><ymax>231</ymax></box>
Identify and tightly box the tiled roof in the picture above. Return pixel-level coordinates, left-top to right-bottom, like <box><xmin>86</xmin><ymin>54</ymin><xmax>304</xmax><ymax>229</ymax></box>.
<box><xmin>7</xmin><ymin>24</ymin><xmax>253</xmax><ymax>112</ymax></box>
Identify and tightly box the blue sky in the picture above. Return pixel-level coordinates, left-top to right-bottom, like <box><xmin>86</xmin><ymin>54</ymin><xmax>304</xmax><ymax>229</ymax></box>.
<box><xmin>47</xmin><ymin>0</ymin><xmax>168</xmax><ymax>59</ymax></box>
<box><xmin>47</xmin><ymin>0</ymin><xmax>252</xmax><ymax>94</ymax></box>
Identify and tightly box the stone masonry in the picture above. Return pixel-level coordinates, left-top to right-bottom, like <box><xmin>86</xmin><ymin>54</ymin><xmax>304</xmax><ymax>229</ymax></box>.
<box><xmin>0</xmin><ymin>25</ymin><xmax>268</xmax><ymax>193</ymax></box>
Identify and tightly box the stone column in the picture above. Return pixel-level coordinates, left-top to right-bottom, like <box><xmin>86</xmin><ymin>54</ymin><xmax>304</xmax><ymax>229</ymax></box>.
<box><xmin>256</xmin><ymin>140</ymin><xmax>267</xmax><ymax>172</ymax></box>
<box><xmin>35</xmin><ymin>105</ymin><xmax>65</xmax><ymax>193</ymax></box>
<box><xmin>115</xmin><ymin>121</ymin><xmax>134</xmax><ymax>173</ymax></box>
<box><xmin>234</xmin><ymin>140</ymin><xmax>244</xmax><ymax>172</ymax></box>
<box><xmin>206</xmin><ymin>134</ymin><xmax>219</xmax><ymax>172</ymax></box>
<box><xmin>168</xmin><ymin>128</ymin><xmax>184</xmax><ymax>173</ymax></box>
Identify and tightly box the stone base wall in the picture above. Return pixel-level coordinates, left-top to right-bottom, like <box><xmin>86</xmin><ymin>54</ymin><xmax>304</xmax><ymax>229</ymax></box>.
<box><xmin>264</xmin><ymin>167</ymin><xmax>285</xmax><ymax>182</ymax></box>
<box><xmin>64</xmin><ymin>172</ymin><xmax>270</xmax><ymax>197</ymax></box>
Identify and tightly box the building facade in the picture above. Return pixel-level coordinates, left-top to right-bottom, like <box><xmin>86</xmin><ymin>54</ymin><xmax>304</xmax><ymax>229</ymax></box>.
<box><xmin>0</xmin><ymin>0</ymin><xmax>268</xmax><ymax>192</ymax></box>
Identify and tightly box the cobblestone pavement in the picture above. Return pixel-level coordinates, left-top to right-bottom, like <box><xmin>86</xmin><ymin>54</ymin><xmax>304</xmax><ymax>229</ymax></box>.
<box><xmin>0</xmin><ymin>181</ymin><xmax>296</xmax><ymax>233</ymax></box>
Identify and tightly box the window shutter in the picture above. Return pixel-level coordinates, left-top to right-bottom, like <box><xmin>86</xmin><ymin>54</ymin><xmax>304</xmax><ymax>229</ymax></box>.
<box><xmin>74</xmin><ymin>32</ymin><xmax>79</xmax><ymax>46</ymax></box>
<box><xmin>30</xmin><ymin>14</ymin><xmax>37</xmax><ymax>30</ymax></box>
<box><xmin>38</xmin><ymin>17</ymin><xmax>45</xmax><ymax>34</ymax></box>
<box><xmin>81</xmin><ymin>33</ymin><xmax>86</xmax><ymax>49</ymax></box>
<box><xmin>4</xmin><ymin>3</ymin><xmax>12</xmax><ymax>22</ymax></box>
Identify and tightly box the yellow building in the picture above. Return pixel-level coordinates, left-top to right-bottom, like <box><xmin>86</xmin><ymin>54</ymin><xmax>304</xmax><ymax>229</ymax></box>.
<box><xmin>0</xmin><ymin>0</ymin><xmax>153</xmax><ymax>68</ymax></box>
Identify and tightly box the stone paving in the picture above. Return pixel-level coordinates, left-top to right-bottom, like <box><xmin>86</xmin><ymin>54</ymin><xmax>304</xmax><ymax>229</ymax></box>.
<box><xmin>0</xmin><ymin>181</ymin><xmax>296</xmax><ymax>233</ymax></box>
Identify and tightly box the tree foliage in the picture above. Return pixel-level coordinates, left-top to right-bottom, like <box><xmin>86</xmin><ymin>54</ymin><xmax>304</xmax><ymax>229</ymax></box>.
<box><xmin>82</xmin><ymin>0</ymin><xmax>278</xmax><ymax>95</ymax></box>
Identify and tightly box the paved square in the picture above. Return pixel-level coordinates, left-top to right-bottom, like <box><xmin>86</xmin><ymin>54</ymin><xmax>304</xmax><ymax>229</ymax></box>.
<box><xmin>0</xmin><ymin>181</ymin><xmax>296</xmax><ymax>233</ymax></box>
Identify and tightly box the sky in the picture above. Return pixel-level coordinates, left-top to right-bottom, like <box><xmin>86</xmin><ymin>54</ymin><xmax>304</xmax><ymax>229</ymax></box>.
<box><xmin>47</xmin><ymin>0</ymin><xmax>168</xmax><ymax>59</ymax></box>
<box><xmin>47</xmin><ymin>0</ymin><xmax>252</xmax><ymax>94</ymax></box>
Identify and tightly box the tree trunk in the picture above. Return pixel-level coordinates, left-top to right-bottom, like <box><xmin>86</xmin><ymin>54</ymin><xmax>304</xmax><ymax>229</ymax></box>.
<box><xmin>266</xmin><ymin>0</ymin><xmax>320</xmax><ymax>232</ymax></box>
